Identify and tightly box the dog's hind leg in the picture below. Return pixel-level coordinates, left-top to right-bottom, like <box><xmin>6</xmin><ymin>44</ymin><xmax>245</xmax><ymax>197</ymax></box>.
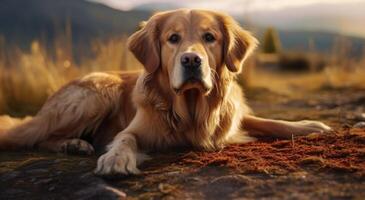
<box><xmin>0</xmin><ymin>83</ymin><xmax>116</xmax><ymax>150</ymax></box>
<box><xmin>243</xmin><ymin>115</ymin><xmax>332</xmax><ymax>139</ymax></box>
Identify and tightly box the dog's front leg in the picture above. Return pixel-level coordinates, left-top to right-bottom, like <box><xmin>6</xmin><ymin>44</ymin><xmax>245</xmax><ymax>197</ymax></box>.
<box><xmin>94</xmin><ymin>109</ymin><xmax>153</xmax><ymax>176</ymax></box>
<box><xmin>94</xmin><ymin>133</ymin><xmax>141</xmax><ymax>176</ymax></box>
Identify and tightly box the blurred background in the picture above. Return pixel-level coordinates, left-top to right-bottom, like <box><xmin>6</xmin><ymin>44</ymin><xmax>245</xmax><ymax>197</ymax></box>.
<box><xmin>0</xmin><ymin>0</ymin><xmax>364</xmax><ymax>116</ymax></box>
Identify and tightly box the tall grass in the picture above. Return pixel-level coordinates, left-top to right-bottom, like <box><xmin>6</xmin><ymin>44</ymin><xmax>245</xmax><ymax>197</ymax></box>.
<box><xmin>248</xmin><ymin>65</ymin><xmax>365</xmax><ymax>95</ymax></box>
<box><xmin>0</xmin><ymin>37</ymin><xmax>141</xmax><ymax>116</ymax></box>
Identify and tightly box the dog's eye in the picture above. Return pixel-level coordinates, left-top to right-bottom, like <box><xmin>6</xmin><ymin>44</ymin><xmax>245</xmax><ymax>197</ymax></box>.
<box><xmin>203</xmin><ymin>33</ymin><xmax>215</xmax><ymax>43</ymax></box>
<box><xmin>168</xmin><ymin>34</ymin><xmax>181</xmax><ymax>44</ymax></box>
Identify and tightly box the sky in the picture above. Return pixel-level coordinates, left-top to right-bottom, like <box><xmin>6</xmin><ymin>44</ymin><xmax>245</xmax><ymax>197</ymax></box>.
<box><xmin>91</xmin><ymin>0</ymin><xmax>364</xmax><ymax>14</ymax></box>
<box><xmin>90</xmin><ymin>0</ymin><xmax>365</xmax><ymax>37</ymax></box>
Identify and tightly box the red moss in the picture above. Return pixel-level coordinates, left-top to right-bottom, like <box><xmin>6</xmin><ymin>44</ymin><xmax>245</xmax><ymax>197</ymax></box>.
<box><xmin>180</xmin><ymin>128</ymin><xmax>365</xmax><ymax>175</ymax></box>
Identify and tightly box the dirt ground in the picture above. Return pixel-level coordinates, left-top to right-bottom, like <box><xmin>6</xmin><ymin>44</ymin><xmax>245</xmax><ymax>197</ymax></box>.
<box><xmin>1</xmin><ymin>84</ymin><xmax>365</xmax><ymax>199</ymax></box>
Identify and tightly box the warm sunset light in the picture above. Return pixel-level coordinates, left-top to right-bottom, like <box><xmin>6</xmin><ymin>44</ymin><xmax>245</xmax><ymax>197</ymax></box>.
<box><xmin>91</xmin><ymin>0</ymin><xmax>365</xmax><ymax>37</ymax></box>
<box><xmin>92</xmin><ymin>0</ymin><xmax>364</xmax><ymax>12</ymax></box>
<box><xmin>1</xmin><ymin>1</ymin><xmax>365</xmax><ymax>199</ymax></box>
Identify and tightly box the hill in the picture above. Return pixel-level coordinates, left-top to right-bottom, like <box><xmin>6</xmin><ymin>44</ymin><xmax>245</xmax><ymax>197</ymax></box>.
<box><xmin>0</xmin><ymin>0</ymin><xmax>150</xmax><ymax>49</ymax></box>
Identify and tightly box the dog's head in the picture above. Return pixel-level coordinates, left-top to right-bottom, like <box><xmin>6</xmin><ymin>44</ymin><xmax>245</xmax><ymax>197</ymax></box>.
<box><xmin>128</xmin><ymin>9</ymin><xmax>257</xmax><ymax>96</ymax></box>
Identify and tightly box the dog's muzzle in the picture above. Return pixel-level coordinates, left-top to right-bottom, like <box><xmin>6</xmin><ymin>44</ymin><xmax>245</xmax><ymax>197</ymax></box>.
<box><xmin>181</xmin><ymin>52</ymin><xmax>204</xmax><ymax>84</ymax></box>
<box><xmin>173</xmin><ymin>52</ymin><xmax>211</xmax><ymax>94</ymax></box>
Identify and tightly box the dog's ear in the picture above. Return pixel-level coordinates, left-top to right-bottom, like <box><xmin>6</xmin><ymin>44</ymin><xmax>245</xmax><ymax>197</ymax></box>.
<box><xmin>219</xmin><ymin>14</ymin><xmax>258</xmax><ymax>73</ymax></box>
<box><xmin>128</xmin><ymin>16</ymin><xmax>161</xmax><ymax>74</ymax></box>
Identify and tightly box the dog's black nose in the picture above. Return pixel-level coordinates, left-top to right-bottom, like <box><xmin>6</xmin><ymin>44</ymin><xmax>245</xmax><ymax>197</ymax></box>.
<box><xmin>180</xmin><ymin>53</ymin><xmax>201</xmax><ymax>69</ymax></box>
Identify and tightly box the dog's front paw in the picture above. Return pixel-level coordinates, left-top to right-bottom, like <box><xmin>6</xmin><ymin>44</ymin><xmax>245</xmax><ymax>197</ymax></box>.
<box><xmin>290</xmin><ymin>120</ymin><xmax>332</xmax><ymax>136</ymax></box>
<box><xmin>94</xmin><ymin>149</ymin><xmax>140</xmax><ymax>176</ymax></box>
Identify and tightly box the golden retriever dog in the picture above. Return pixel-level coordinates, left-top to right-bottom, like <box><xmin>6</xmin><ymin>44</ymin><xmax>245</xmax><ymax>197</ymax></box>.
<box><xmin>0</xmin><ymin>9</ymin><xmax>331</xmax><ymax>176</ymax></box>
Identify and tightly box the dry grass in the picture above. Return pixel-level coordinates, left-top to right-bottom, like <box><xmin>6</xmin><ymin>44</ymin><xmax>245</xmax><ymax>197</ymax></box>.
<box><xmin>248</xmin><ymin>66</ymin><xmax>365</xmax><ymax>96</ymax></box>
<box><xmin>0</xmin><ymin>37</ymin><xmax>141</xmax><ymax>116</ymax></box>
<box><xmin>0</xmin><ymin>35</ymin><xmax>364</xmax><ymax>116</ymax></box>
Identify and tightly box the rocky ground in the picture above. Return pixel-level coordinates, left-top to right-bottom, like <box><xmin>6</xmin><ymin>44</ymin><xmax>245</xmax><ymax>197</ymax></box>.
<box><xmin>1</xmin><ymin>86</ymin><xmax>365</xmax><ymax>200</ymax></box>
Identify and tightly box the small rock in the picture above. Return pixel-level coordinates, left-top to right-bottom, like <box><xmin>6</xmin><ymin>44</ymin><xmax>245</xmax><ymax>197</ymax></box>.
<box><xmin>54</xmin><ymin>159</ymin><xmax>63</xmax><ymax>164</ymax></box>
<box><xmin>290</xmin><ymin>171</ymin><xmax>308</xmax><ymax>179</ymax></box>
<box><xmin>75</xmin><ymin>184</ymin><xmax>123</xmax><ymax>199</ymax></box>
<box><xmin>356</xmin><ymin>113</ymin><xmax>365</xmax><ymax>121</ymax></box>
<box><xmin>35</xmin><ymin>178</ymin><xmax>52</xmax><ymax>185</ymax></box>
<box><xmin>165</xmin><ymin>171</ymin><xmax>180</xmax><ymax>176</ymax></box>
<box><xmin>306</xmin><ymin>133</ymin><xmax>321</xmax><ymax>140</ymax></box>
<box><xmin>210</xmin><ymin>175</ymin><xmax>252</xmax><ymax>186</ymax></box>
<box><xmin>158</xmin><ymin>183</ymin><xmax>177</xmax><ymax>194</ymax></box>
<box><xmin>26</xmin><ymin>168</ymin><xmax>49</xmax><ymax>174</ymax></box>
<box><xmin>298</xmin><ymin>156</ymin><xmax>326</xmax><ymax>166</ymax></box>
<box><xmin>48</xmin><ymin>185</ymin><xmax>56</xmax><ymax>191</ymax></box>
<box><xmin>186</xmin><ymin>177</ymin><xmax>205</xmax><ymax>185</ymax></box>
<box><xmin>354</xmin><ymin>122</ymin><xmax>365</xmax><ymax>129</ymax></box>
<box><xmin>78</xmin><ymin>160</ymin><xmax>89</xmax><ymax>167</ymax></box>
<box><xmin>80</xmin><ymin>172</ymin><xmax>94</xmax><ymax>179</ymax></box>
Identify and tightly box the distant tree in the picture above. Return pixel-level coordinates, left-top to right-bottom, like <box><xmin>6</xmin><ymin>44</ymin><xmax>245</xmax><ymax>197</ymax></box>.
<box><xmin>262</xmin><ymin>27</ymin><xmax>282</xmax><ymax>54</ymax></box>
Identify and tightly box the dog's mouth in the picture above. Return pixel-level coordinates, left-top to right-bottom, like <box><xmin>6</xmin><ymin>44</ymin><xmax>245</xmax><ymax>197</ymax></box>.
<box><xmin>173</xmin><ymin>78</ymin><xmax>211</xmax><ymax>95</ymax></box>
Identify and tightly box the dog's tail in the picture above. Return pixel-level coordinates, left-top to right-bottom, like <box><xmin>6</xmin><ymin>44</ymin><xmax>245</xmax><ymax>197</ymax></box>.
<box><xmin>0</xmin><ymin>115</ymin><xmax>48</xmax><ymax>150</ymax></box>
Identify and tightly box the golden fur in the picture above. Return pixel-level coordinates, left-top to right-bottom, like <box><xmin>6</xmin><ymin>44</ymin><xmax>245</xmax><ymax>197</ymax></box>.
<box><xmin>0</xmin><ymin>9</ymin><xmax>331</xmax><ymax>175</ymax></box>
